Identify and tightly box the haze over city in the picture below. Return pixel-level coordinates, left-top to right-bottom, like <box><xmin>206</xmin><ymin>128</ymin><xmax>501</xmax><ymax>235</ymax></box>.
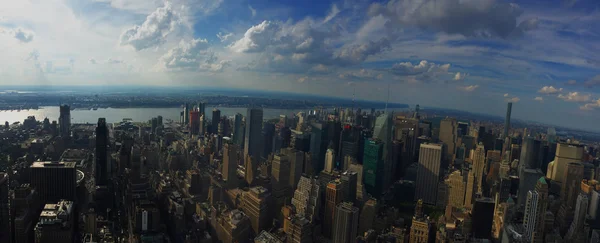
<box><xmin>1</xmin><ymin>0</ymin><xmax>600</xmax><ymax>131</ymax></box>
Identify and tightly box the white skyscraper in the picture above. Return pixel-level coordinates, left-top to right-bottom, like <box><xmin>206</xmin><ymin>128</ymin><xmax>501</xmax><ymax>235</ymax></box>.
<box><xmin>416</xmin><ymin>143</ymin><xmax>443</xmax><ymax>205</ymax></box>
<box><xmin>291</xmin><ymin>176</ymin><xmax>321</xmax><ymax>223</ymax></box>
<box><xmin>325</xmin><ymin>148</ymin><xmax>335</xmax><ymax>173</ymax></box>
<box><xmin>523</xmin><ymin>190</ymin><xmax>539</xmax><ymax>241</ymax></box>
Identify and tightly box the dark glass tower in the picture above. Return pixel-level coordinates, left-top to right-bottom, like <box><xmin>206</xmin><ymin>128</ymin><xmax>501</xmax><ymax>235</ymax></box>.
<box><xmin>58</xmin><ymin>105</ymin><xmax>71</xmax><ymax>137</ymax></box>
<box><xmin>504</xmin><ymin>102</ymin><xmax>512</xmax><ymax>139</ymax></box>
<box><xmin>244</xmin><ymin>108</ymin><xmax>264</xmax><ymax>160</ymax></box>
<box><xmin>96</xmin><ymin>118</ymin><xmax>109</xmax><ymax>186</ymax></box>
<box><xmin>212</xmin><ymin>109</ymin><xmax>221</xmax><ymax>134</ymax></box>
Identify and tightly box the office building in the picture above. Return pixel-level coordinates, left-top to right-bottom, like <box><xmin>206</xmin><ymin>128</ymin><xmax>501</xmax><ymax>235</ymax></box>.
<box><xmin>561</xmin><ymin>162</ymin><xmax>584</xmax><ymax>207</ymax></box>
<box><xmin>244</xmin><ymin>108</ymin><xmax>263</xmax><ymax>161</ymax></box>
<box><xmin>0</xmin><ymin>172</ymin><xmax>8</xmax><ymax>237</ymax></box>
<box><xmin>288</xmin><ymin>216</ymin><xmax>312</xmax><ymax>243</ymax></box>
<box><xmin>281</xmin><ymin>148</ymin><xmax>304</xmax><ymax>189</ymax></box>
<box><xmin>523</xmin><ymin>177</ymin><xmax>548</xmax><ymax>243</ymax></box>
<box><xmin>363</xmin><ymin>139</ymin><xmax>385</xmax><ymax>198</ymax></box>
<box><xmin>95</xmin><ymin>118</ymin><xmax>109</xmax><ymax>186</ymax></box>
<box><xmin>446</xmin><ymin>170</ymin><xmax>466</xmax><ymax>208</ymax></box>
<box><xmin>340</xmin><ymin>171</ymin><xmax>358</xmax><ymax>203</ymax></box>
<box><xmin>34</xmin><ymin>200</ymin><xmax>74</xmax><ymax>243</ymax></box>
<box><xmin>189</xmin><ymin>110</ymin><xmax>200</xmax><ymax>135</ymax></box>
<box><xmin>309</xmin><ymin>122</ymin><xmax>329</xmax><ymax>173</ymax></box>
<box><xmin>9</xmin><ymin>184</ymin><xmax>40</xmax><ymax>243</ymax></box>
<box><xmin>518</xmin><ymin>168</ymin><xmax>544</xmax><ymax>208</ymax></box>
<box><xmin>472</xmin><ymin>197</ymin><xmax>495</xmax><ymax>239</ymax></box>
<box><xmin>465</xmin><ymin>168</ymin><xmax>476</xmax><ymax>209</ymax></box>
<box><xmin>325</xmin><ymin>180</ymin><xmax>343</xmax><ymax>238</ymax></box>
<box><xmin>216</xmin><ymin>209</ymin><xmax>251</xmax><ymax>243</ymax></box>
<box><xmin>566</xmin><ymin>192</ymin><xmax>588</xmax><ymax>240</ymax></box>
<box><xmin>262</xmin><ymin>123</ymin><xmax>275</xmax><ymax>158</ymax></box>
<box><xmin>291</xmin><ymin>176</ymin><xmax>321</xmax><ymax>223</ymax></box>
<box><xmin>271</xmin><ymin>154</ymin><xmax>291</xmax><ymax>220</ymax></box>
<box><xmin>332</xmin><ymin>202</ymin><xmax>359</xmax><ymax>243</ymax></box>
<box><xmin>58</xmin><ymin>105</ymin><xmax>70</xmax><ymax>137</ymax></box>
<box><xmin>222</xmin><ymin>143</ymin><xmax>239</xmax><ymax>186</ymax></box>
<box><xmin>546</xmin><ymin>143</ymin><xmax>584</xmax><ymax>184</ymax></box>
<box><xmin>373</xmin><ymin>113</ymin><xmax>394</xmax><ymax>188</ymax></box>
<box><xmin>233</xmin><ymin>113</ymin><xmax>244</xmax><ymax>147</ymax></box>
<box><xmin>503</xmin><ymin>102</ymin><xmax>512</xmax><ymax>139</ymax></box>
<box><xmin>30</xmin><ymin>161</ymin><xmax>76</xmax><ymax>203</ymax></box>
<box><xmin>211</xmin><ymin>108</ymin><xmax>221</xmax><ymax>134</ymax></box>
<box><xmin>242</xmin><ymin>186</ymin><xmax>271</xmax><ymax>235</ymax></box>
<box><xmin>416</xmin><ymin>143</ymin><xmax>443</xmax><ymax>205</ymax></box>
<box><xmin>471</xmin><ymin>143</ymin><xmax>486</xmax><ymax>194</ymax></box>
<box><xmin>410</xmin><ymin>200</ymin><xmax>431</xmax><ymax>243</ymax></box>
<box><xmin>325</xmin><ymin>148</ymin><xmax>335</xmax><ymax>173</ymax></box>
<box><xmin>439</xmin><ymin>118</ymin><xmax>458</xmax><ymax>160</ymax></box>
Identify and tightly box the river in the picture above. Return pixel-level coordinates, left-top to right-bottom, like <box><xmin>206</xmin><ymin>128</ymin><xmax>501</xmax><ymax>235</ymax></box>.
<box><xmin>0</xmin><ymin>106</ymin><xmax>310</xmax><ymax>124</ymax></box>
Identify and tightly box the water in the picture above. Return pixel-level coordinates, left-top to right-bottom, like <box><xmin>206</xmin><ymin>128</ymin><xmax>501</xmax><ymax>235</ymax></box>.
<box><xmin>0</xmin><ymin>106</ymin><xmax>309</xmax><ymax>124</ymax></box>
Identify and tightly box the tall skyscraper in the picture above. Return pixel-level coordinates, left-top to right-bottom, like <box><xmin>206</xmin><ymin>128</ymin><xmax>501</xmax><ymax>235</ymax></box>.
<box><xmin>340</xmin><ymin>171</ymin><xmax>358</xmax><ymax>203</ymax></box>
<box><xmin>242</xmin><ymin>186</ymin><xmax>271</xmax><ymax>235</ymax></box>
<box><xmin>471</xmin><ymin>143</ymin><xmax>486</xmax><ymax>194</ymax></box>
<box><xmin>324</xmin><ymin>180</ymin><xmax>343</xmax><ymax>238</ymax></box>
<box><xmin>566</xmin><ymin>192</ymin><xmax>589</xmax><ymax>240</ymax></box>
<box><xmin>472</xmin><ymin>197</ymin><xmax>495</xmax><ymax>239</ymax></box>
<box><xmin>373</xmin><ymin>113</ymin><xmax>394</xmax><ymax>189</ymax></box>
<box><xmin>0</xmin><ymin>173</ymin><xmax>7</xmax><ymax>237</ymax></box>
<box><xmin>416</xmin><ymin>143</ymin><xmax>443</xmax><ymax>205</ymax></box>
<box><xmin>523</xmin><ymin>177</ymin><xmax>548</xmax><ymax>242</ymax></box>
<box><xmin>310</xmin><ymin>122</ymin><xmax>328</xmax><ymax>173</ymax></box>
<box><xmin>363</xmin><ymin>139</ymin><xmax>384</xmax><ymax>198</ymax></box>
<box><xmin>439</xmin><ymin>118</ymin><xmax>458</xmax><ymax>160</ymax></box>
<box><xmin>332</xmin><ymin>202</ymin><xmax>359</xmax><ymax>243</ymax></box>
<box><xmin>503</xmin><ymin>102</ymin><xmax>512</xmax><ymax>139</ymax></box>
<box><xmin>30</xmin><ymin>161</ymin><xmax>77</xmax><ymax>203</ymax></box>
<box><xmin>222</xmin><ymin>143</ymin><xmax>239</xmax><ymax>186</ymax></box>
<box><xmin>262</xmin><ymin>123</ymin><xmax>275</xmax><ymax>158</ymax></box>
<box><xmin>211</xmin><ymin>109</ymin><xmax>221</xmax><ymax>134</ymax></box>
<box><xmin>325</xmin><ymin>148</ymin><xmax>335</xmax><ymax>173</ymax></box>
<box><xmin>446</xmin><ymin>170</ymin><xmax>466</xmax><ymax>208</ymax></box>
<box><xmin>58</xmin><ymin>105</ymin><xmax>70</xmax><ymax>137</ymax></box>
<box><xmin>546</xmin><ymin>143</ymin><xmax>584</xmax><ymax>184</ymax></box>
<box><xmin>9</xmin><ymin>184</ymin><xmax>40</xmax><ymax>243</ymax></box>
<box><xmin>291</xmin><ymin>176</ymin><xmax>321</xmax><ymax>223</ymax></box>
<box><xmin>561</xmin><ymin>162</ymin><xmax>584</xmax><ymax>207</ymax></box>
<box><xmin>233</xmin><ymin>113</ymin><xmax>244</xmax><ymax>147</ymax></box>
<box><xmin>271</xmin><ymin>154</ymin><xmax>291</xmax><ymax>220</ymax></box>
<box><xmin>96</xmin><ymin>118</ymin><xmax>109</xmax><ymax>186</ymax></box>
<box><xmin>244</xmin><ymin>108</ymin><xmax>263</xmax><ymax>161</ymax></box>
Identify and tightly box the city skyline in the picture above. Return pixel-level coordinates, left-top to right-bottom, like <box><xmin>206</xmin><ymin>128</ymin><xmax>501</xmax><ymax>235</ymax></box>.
<box><xmin>1</xmin><ymin>0</ymin><xmax>600</xmax><ymax>131</ymax></box>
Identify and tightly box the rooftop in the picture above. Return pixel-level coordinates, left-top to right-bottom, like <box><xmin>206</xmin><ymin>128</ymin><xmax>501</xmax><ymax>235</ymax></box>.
<box><xmin>31</xmin><ymin>161</ymin><xmax>76</xmax><ymax>168</ymax></box>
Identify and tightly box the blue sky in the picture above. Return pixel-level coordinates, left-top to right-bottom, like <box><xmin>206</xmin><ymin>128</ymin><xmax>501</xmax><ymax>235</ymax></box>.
<box><xmin>1</xmin><ymin>0</ymin><xmax>600</xmax><ymax>131</ymax></box>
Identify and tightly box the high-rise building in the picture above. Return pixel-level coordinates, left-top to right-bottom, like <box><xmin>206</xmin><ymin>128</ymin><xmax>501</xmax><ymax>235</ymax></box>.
<box><xmin>518</xmin><ymin>168</ymin><xmax>544</xmax><ymax>208</ymax></box>
<box><xmin>561</xmin><ymin>162</ymin><xmax>584</xmax><ymax>207</ymax></box>
<box><xmin>291</xmin><ymin>176</ymin><xmax>321</xmax><ymax>223</ymax></box>
<box><xmin>0</xmin><ymin>172</ymin><xmax>8</xmax><ymax>237</ymax></box>
<box><xmin>446</xmin><ymin>170</ymin><xmax>466</xmax><ymax>208</ymax></box>
<box><xmin>363</xmin><ymin>139</ymin><xmax>385</xmax><ymax>198</ymax></box>
<box><xmin>325</xmin><ymin>148</ymin><xmax>335</xmax><ymax>173</ymax></box>
<box><xmin>30</xmin><ymin>161</ymin><xmax>76</xmax><ymax>203</ymax></box>
<box><xmin>211</xmin><ymin>108</ymin><xmax>221</xmax><ymax>134</ymax></box>
<box><xmin>471</xmin><ymin>143</ymin><xmax>486</xmax><ymax>194</ymax></box>
<box><xmin>325</xmin><ymin>180</ymin><xmax>343</xmax><ymax>238</ymax></box>
<box><xmin>340</xmin><ymin>171</ymin><xmax>358</xmax><ymax>203</ymax></box>
<box><xmin>58</xmin><ymin>105</ymin><xmax>70</xmax><ymax>137</ymax></box>
<box><xmin>288</xmin><ymin>216</ymin><xmax>312</xmax><ymax>243</ymax></box>
<box><xmin>281</xmin><ymin>148</ymin><xmax>304</xmax><ymax>189</ymax></box>
<box><xmin>373</xmin><ymin>113</ymin><xmax>393</xmax><ymax>188</ymax></box>
<box><xmin>271</xmin><ymin>154</ymin><xmax>291</xmax><ymax>221</ymax></box>
<box><xmin>242</xmin><ymin>186</ymin><xmax>271</xmax><ymax>235</ymax></box>
<box><xmin>189</xmin><ymin>110</ymin><xmax>200</xmax><ymax>135</ymax></box>
<box><xmin>503</xmin><ymin>102</ymin><xmax>512</xmax><ymax>139</ymax></box>
<box><xmin>233</xmin><ymin>113</ymin><xmax>244</xmax><ymax>147</ymax></box>
<box><xmin>359</xmin><ymin>199</ymin><xmax>378</xmax><ymax>235</ymax></box>
<box><xmin>439</xmin><ymin>118</ymin><xmax>458</xmax><ymax>160</ymax></box>
<box><xmin>546</xmin><ymin>143</ymin><xmax>584</xmax><ymax>184</ymax></box>
<box><xmin>9</xmin><ymin>184</ymin><xmax>40</xmax><ymax>243</ymax></box>
<box><xmin>332</xmin><ymin>202</ymin><xmax>359</xmax><ymax>243</ymax></box>
<box><xmin>262</xmin><ymin>123</ymin><xmax>275</xmax><ymax>158</ymax></box>
<box><xmin>416</xmin><ymin>143</ymin><xmax>443</xmax><ymax>205</ymax></box>
<box><xmin>244</xmin><ymin>108</ymin><xmax>263</xmax><ymax>161</ymax></box>
<box><xmin>310</xmin><ymin>122</ymin><xmax>329</xmax><ymax>173</ymax></box>
<box><xmin>410</xmin><ymin>200</ymin><xmax>432</xmax><ymax>243</ymax></box>
<box><xmin>471</xmin><ymin>197</ymin><xmax>495</xmax><ymax>239</ymax></box>
<box><xmin>566</xmin><ymin>192</ymin><xmax>589</xmax><ymax>240</ymax></box>
<box><xmin>222</xmin><ymin>143</ymin><xmax>239</xmax><ymax>186</ymax></box>
<box><xmin>95</xmin><ymin>118</ymin><xmax>109</xmax><ymax>186</ymax></box>
<box><xmin>465</xmin><ymin>168</ymin><xmax>476</xmax><ymax>209</ymax></box>
<box><xmin>523</xmin><ymin>177</ymin><xmax>548</xmax><ymax>242</ymax></box>
<box><xmin>34</xmin><ymin>200</ymin><xmax>74</xmax><ymax>243</ymax></box>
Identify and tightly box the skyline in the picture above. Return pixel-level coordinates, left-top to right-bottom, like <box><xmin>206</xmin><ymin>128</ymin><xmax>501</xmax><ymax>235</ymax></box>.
<box><xmin>1</xmin><ymin>0</ymin><xmax>600</xmax><ymax>131</ymax></box>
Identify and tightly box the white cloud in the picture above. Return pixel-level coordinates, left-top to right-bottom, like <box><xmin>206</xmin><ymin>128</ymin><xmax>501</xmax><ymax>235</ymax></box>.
<box><xmin>390</xmin><ymin>60</ymin><xmax>450</xmax><ymax>76</ymax></box>
<box><xmin>558</xmin><ymin>92</ymin><xmax>591</xmax><ymax>102</ymax></box>
<box><xmin>580</xmin><ymin>100</ymin><xmax>600</xmax><ymax>110</ymax></box>
<box><xmin>503</xmin><ymin>93</ymin><xmax>509</xmax><ymax>97</ymax></box>
<box><xmin>538</xmin><ymin>86</ymin><xmax>563</xmax><ymax>94</ymax></box>
<box><xmin>119</xmin><ymin>2</ymin><xmax>183</xmax><ymax>51</ymax></box>
<box><xmin>338</xmin><ymin>69</ymin><xmax>382</xmax><ymax>81</ymax></box>
<box><xmin>229</xmin><ymin>21</ymin><xmax>280</xmax><ymax>53</ymax></box>
<box><xmin>323</xmin><ymin>4</ymin><xmax>340</xmax><ymax>24</ymax></box>
<box><xmin>507</xmin><ymin>97</ymin><xmax>520</xmax><ymax>103</ymax></box>
<box><xmin>248</xmin><ymin>5</ymin><xmax>257</xmax><ymax>17</ymax></box>
<box><xmin>459</xmin><ymin>85</ymin><xmax>479</xmax><ymax>92</ymax></box>
<box><xmin>534</xmin><ymin>97</ymin><xmax>544</xmax><ymax>101</ymax></box>
<box><xmin>217</xmin><ymin>32</ymin><xmax>233</xmax><ymax>42</ymax></box>
<box><xmin>454</xmin><ymin>72</ymin><xmax>468</xmax><ymax>81</ymax></box>
<box><xmin>157</xmin><ymin>38</ymin><xmax>226</xmax><ymax>72</ymax></box>
<box><xmin>310</xmin><ymin>64</ymin><xmax>330</xmax><ymax>74</ymax></box>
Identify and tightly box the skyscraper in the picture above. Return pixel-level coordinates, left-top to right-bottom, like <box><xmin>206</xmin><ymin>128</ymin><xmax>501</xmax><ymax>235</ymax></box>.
<box><xmin>363</xmin><ymin>139</ymin><xmax>384</xmax><ymax>198</ymax></box>
<box><xmin>325</xmin><ymin>148</ymin><xmax>335</xmax><ymax>173</ymax></box>
<box><xmin>96</xmin><ymin>118</ymin><xmax>109</xmax><ymax>186</ymax></box>
<box><xmin>503</xmin><ymin>102</ymin><xmax>512</xmax><ymax>139</ymax></box>
<box><xmin>211</xmin><ymin>109</ymin><xmax>221</xmax><ymax>134</ymax></box>
<box><xmin>546</xmin><ymin>143</ymin><xmax>584</xmax><ymax>184</ymax></box>
<box><xmin>332</xmin><ymin>202</ymin><xmax>359</xmax><ymax>243</ymax></box>
<box><xmin>439</xmin><ymin>118</ymin><xmax>458</xmax><ymax>160</ymax></box>
<box><xmin>244</xmin><ymin>108</ymin><xmax>263</xmax><ymax>161</ymax></box>
<box><xmin>566</xmin><ymin>192</ymin><xmax>589</xmax><ymax>240</ymax></box>
<box><xmin>233</xmin><ymin>113</ymin><xmax>244</xmax><ymax>147</ymax></box>
<box><xmin>561</xmin><ymin>162</ymin><xmax>583</xmax><ymax>207</ymax></box>
<box><xmin>471</xmin><ymin>197</ymin><xmax>495</xmax><ymax>239</ymax></box>
<box><xmin>416</xmin><ymin>143</ymin><xmax>443</xmax><ymax>205</ymax></box>
<box><xmin>58</xmin><ymin>105</ymin><xmax>70</xmax><ymax>137</ymax></box>
<box><xmin>340</xmin><ymin>171</ymin><xmax>358</xmax><ymax>203</ymax></box>
<box><xmin>310</xmin><ymin>122</ymin><xmax>329</xmax><ymax>173</ymax></box>
<box><xmin>373</xmin><ymin>113</ymin><xmax>394</xmax><ymax>189</ymax></box>
<box><xmin>30</xmin><ymin>162</ymin><xmax>77</xmax><ymax>203</ymax></box>
<box><xmin>291</xmin><ymin>176</ymin><xmax>321</xmax><ymax>223</ymax></box>
<box><xmin>324</xmin><ymin>180</ymin><xmax>343</xmax><ymax>238</ymax></box>
<box><xmin>34</xmin><ymin>200</ymin><xmax>74</xmax><ymax>243</ymax></box>
<box><xmin>471</xmin><ymin>143</ymin><xmax>486</xmax><ymax>194</ymax></box>
<box><xmin>446</xmin><ymin>170</ymin><xmax>466</xmax><ymax>208</ymax></box>
<box><xmin>222</xmin><ymin>143</ymin><xmax>239</xmax><ymax>186</ymax></box>
<box><xmin>523</xmin><ymin>177</ymin><xmax>548</xmax><ymax>242</ymax></box>
<box><xmin>242</xmin><ymin>186</ymin><xmax>271</xmax><ymax>235</ymax></box>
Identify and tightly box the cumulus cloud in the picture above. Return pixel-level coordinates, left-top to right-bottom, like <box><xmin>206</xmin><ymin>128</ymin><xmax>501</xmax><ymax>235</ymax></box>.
<box><xmin>335</xmin><ymin>38</ymin><xmax>391</xmax><ymax>65</ymax></box>
<box><xmin>458</xmin><ymin>85</ymin><xmax>479</xmax><ymax>92</ymax></box>
<box><xmin>390</xmin><ymin>60</ymin><xmax>450</xmax><ymax>77</ymax></box>
<box><xmin>507</xmin><ymin>97</ymin><xmax>520</xmax><ymax>103</ymax></box>
<box><xmin>119</xmin><ymin>2</ymin><xmax>183</xmax><ymax>51</ymax></box>
<box><xmin>534</xmin><ymin>97</ymin><xmax>544</xmax><ymax>102</ymax></box>
<box><xmin>310</xmin><ymin>64</ymin><xmax>330</xmax><ymax>74</ymax></box>
<box><xmin>248</xmin><ymin>5</ymin><xmax>257</xmax><ymax>17</ymax></box>
<box><xmin>584</xmin><ymin>75</ymin><xmax>600</xmax><ymax>88</ymax></box>
<box><xmin>368</xmin><ymin>0</ymin><xmax>536</xmax><ymax>38</ymax></box>
<box><xmin>454</xmin><ymin>72</ymin><xmax>468</xmax><ymax>81</ymax></box>
<box><xmin>538</xmin><ymin>86</ymin><xmax>563</xmax><ymax>94</ymax></box>
<box><xmin>338</xmin><ymin>69</ymin><xmax>382</xmax><ymax>81</ymax></box>
<box><xmin>323</xmin><ymin>4</ymin><xmax>340</xmax><ymax>24</ymax></box>
<box><xmin>217</xmin><ymin>32</ymin><xmax>233</xmax><ymax>42</ymax></box>
<box><xmin>230</xmin><ymin>21</ymin><xmax>280</xmax><ymax>53</ymax></box>
<box><xmin>558</xmin><ymin>92</ymin><xmax>591</xmax><ymax>102</ymax></box>
<box><xmin>157</xmin><ymin>38</ymin><xmax>226</xmax><ymax>72</ymax></box>
<box><xmin>580</xmin><ymin>99</ymin><xmax>600</xmax><ymax>110</ymax></box>
<box><xmin>566</xmin><ymin>80</ymin><xmax>577</xmax><ymax>85</ymax></box>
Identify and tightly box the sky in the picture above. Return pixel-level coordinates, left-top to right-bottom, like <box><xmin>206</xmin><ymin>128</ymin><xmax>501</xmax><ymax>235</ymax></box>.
<box><xmin>1</xmin><ymin>0</ymin><xmax>600</xmax><ymax>131</ymax></box>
